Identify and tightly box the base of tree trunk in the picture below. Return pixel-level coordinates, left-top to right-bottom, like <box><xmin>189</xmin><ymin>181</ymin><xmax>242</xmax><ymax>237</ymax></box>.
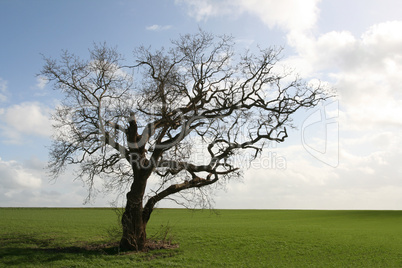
<box><xmin>119</xmin><ymin>238</ymin><xmax>178</xmax><ymax>252</ymax></box>
<box><xmin>119</xmin><ymin>236</ymin><xmax>146</xmax><ymax>252</ymax></box>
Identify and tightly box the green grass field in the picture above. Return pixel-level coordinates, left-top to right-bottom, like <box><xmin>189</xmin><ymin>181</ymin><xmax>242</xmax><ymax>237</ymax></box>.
<box><xmin>0</xmin><ymin>208</ymin><xmax>401</xmax><ymax>267</ymax></box>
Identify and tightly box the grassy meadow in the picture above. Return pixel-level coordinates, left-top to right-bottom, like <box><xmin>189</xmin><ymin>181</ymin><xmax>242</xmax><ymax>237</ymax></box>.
<box><xmin>0</xmin><ymin>208</ymin><xmax>401</xmax><ymax>267</ymax></box>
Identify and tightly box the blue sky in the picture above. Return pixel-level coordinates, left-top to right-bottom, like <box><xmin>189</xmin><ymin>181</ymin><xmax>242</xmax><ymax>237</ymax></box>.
<box><xmin>1</xmin><ymin>0</ymin><xmax>402</xmax><ymax>209</ymax></box>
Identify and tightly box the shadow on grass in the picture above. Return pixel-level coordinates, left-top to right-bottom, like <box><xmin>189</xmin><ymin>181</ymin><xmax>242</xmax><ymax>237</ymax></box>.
<box><xmin>0</xmin><ymin>235</ymin><xmax>118</xmax><ymax>266</ymax></box>
<box><xmin>0</xmin><ymin>235</ymin><xmax>179</xmax><ymax>266</ymax></box>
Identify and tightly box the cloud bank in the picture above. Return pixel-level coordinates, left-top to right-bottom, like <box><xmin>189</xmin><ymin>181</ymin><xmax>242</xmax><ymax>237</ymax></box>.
<box><xmin>176</xmin><ymin>0</ymin><xmax>321</xmax><ymax>32</ymax></box>
<box><xmin>0</xmin><ymin>102</ymin><xmax>52</xmax><ymax>144</ymax></box>
<box><xmin>173</xmin><ymin>0</ymin><xmax>402</xmax><ymax>209</ymax></box>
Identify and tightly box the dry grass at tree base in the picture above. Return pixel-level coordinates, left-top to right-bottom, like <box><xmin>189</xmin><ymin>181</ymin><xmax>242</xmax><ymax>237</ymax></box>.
<box><xmin>50</xmin><ymin>239</ymin><xmax>179</xmax><ymax>255</ymax></box>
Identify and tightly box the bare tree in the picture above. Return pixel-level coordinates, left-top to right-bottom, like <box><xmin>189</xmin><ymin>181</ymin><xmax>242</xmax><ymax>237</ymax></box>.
<box><xmin>41</xmin><ymin>31</ymin><xmax>330</xmax><ymax>251</ymax></box>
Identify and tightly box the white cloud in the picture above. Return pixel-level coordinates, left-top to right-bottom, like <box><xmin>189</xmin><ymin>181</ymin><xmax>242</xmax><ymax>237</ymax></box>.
<box><xmin>289</xmin><ymin>21</ymin><xmax>402</xmax><ymax>74</ymax></box>
<box><xmin>35</xmin><ymin>76</ymin><xmax>48</xmax><ymax>90</ymax></box>
<box><xmin>145</xmin><ymin>24</ymin><xmax>172</xmax><ymax>31</ymax></box>
<box><xmin>0</xmin><ymin>77</ymin><xmax>8</xmax><ymax>102</ymax></box>
<box><xmin>362</xmin><ymin>21</ymin><xmax>402</xmax><ymax>51</ymax></box>
<box><xmin>0</xmin><ymin>157</ymin><xmax>42</xmax><ymax>190</ymax></box>
<box><xmin>209</xmin><ymin>136</ymin><xmax>402</xmax><ymax>209</ymax></box>
<box><xmin>265</xmin><ymin>20</ymin><xmax>402</xmax><ymax>209</ymax></box>
<box><xmin>0</xmin><ymin>156</ymin><xmax>115</xmax><ymax>207</ymax></box>
<box><xmin>238</xmin><ymin>0</ymin><xmax>321</xmax><ymax>32</ymax></box>
<box><xmin>175</xmin><ymin>0</ymin><xmax>231</xmax><ymax>21</ymax></box>
<box><xmin>176</xmin><ymin>0</ymin><xmax>321</xmax><ymax>32</ymax></box>
<box><xmin>285</xmin><ymin>21</ymin><xmax>402</xmax><ymax>130</ymax></box>
<box><xmin>0</xmin><ymin>102</ymin><xmax>53</xmax><ymax>143</ymax></box>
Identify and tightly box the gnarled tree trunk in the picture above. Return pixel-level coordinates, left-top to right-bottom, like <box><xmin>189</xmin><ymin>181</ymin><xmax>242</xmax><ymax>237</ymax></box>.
<box><xmin>119</xmin><ymin>200</ymin><xmax>147</xmax><ymax>250</ymax></box>
<box><xmin>119</xmin><ymin>170</ymin><xmax>150</xmax><ymax>251</ymax></box>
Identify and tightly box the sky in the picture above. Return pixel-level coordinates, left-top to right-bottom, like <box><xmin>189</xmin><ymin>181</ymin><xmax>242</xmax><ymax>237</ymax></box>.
<box><xmin>1</xmin><ymin>0</ymin><xmax>401</xmax><ymax>209</ymax></box>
